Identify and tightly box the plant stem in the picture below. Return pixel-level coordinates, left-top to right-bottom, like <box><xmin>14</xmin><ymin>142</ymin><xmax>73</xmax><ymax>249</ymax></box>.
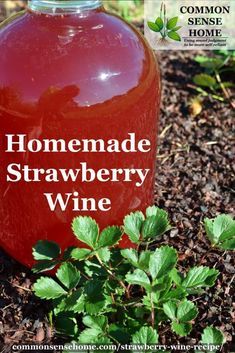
<box><xmin>95</xmin><ymin>253</ymin><xmax>130</xmax><ymax>299</ymax></box>
<box><xmin>150</xmin><ymin>292</ymin><xmax>155</xmax><ymax>329</ymax></box>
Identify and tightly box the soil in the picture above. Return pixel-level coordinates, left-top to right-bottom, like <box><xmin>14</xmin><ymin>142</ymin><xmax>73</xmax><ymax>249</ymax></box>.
<box><xmin>0</xmin><ymin>12</ymin><xmax>234</xmax><ymax>353</ymax></box>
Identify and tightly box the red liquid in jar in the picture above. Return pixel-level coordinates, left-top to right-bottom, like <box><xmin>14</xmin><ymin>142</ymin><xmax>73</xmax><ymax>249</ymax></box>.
<box><xmin>0</xmin><ymin>5</ymin><xmax>160</xmax><ymax>267</ymax></box>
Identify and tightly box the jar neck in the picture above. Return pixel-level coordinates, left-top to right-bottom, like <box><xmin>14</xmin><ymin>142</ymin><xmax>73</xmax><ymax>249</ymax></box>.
<box><xmin>28</xmin><ymin>0</ymin><xmax>102</xmax><ymax>14</ymax></box>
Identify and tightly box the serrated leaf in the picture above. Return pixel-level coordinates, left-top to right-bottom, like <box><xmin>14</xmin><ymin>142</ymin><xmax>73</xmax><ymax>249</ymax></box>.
<box><xmin>145</xmin><ymin>210</ymin><xmax>171</xmax><ymax>239</ymax></box>
<box><xmin>34</xmin><ymin>277</ymin><xmax>67</xmax><ymax>299</ymax></box>
<box><xmin>177</xmin><ymin>300</ymin><xmax>198</xmax><ymax>322</ymax></box>
<box><xmin>155</xmin><ymin>17</ymin><xmax>163</xmax><ymax>30</ymax></box>
<box><xmin>167</xmin><ymin>16</ymin><xmax>178</xmax><ymax>30</ymax></box>
<box><xmin>182</xmin><ymin>266</ymin><xmax>219</xmax><ymax>289</ymax></box>
<box><xmin>123</xmin><ymin>211</ymin><xmax>144</xmax><ymax>243</ymax></box>
<box><xmin>96</xmin><ymin>247</ymin><xmax>111</xmax><ymax>263</ymax></box>
<box><xmin>201</xmin><ymin>326</ymin><xmax>225</xmax><ymax>345</ymax></box>
<box><xmin>132</xmin><ymin>326</ymin><xmax>158</xmax><ymax>344</ymax></box>
<box><xmin>204</xmin><ymin>214</ymin><xmax>235</xmax><ymax>250</ymax></box>
<box><xmin>121</xmin><ymin>249</ymin><xmax>139</xmax><ymax>267</ymax></box>
<box><xmin>213</xmin><ymin>214</ymin><xmax>235</xmax><ymax>241</ymax></box>
<box><xmin>98</xmin><ymin>226</ymin><xmax>122</xmax><ymax>248</ymax></box>
<box><xmin>79</xmin><ymin>328</ymin><xmax>102</xmax><ymax>343</ymax></box>
<box><xmin>126</xmin><ymin>269</ymin><xmax>151</xmax><ymax>291</ymax></box>
<box><xmin>145</xmin><ymin>207</ymin><xmax>171</xmax><ymax>237</ymax></box>
<box><xmin>85</xmin><ymin>299</ymin><xmax>108</xmax><ymax>315</ymax></box>
<box><xmin>72</xmin><ymin>216</ymin><xmax>99</xmax><ymax>249</ymax></box>
<box><xmin>149</xmin><ymin>246</ymin><xmax>177</xmax><ymax>280</ymax></box>
<box><xmin>163</xmin><ymin>301</ymin><xmax>177</xmax><ymax>320</ymax></box>
<box><xmin>147</xmin><ymin>21</ymin><xmax>160</xmax><ymax>32</ymax></box>
<box><xmin>71</xmin><ymin>248</ymin><xmax>91</xmax><ymax>260</ymax></box>
<box><xmin>142</xmin><ymin>216</ymin><xmax>159</xmax><ymax>239</ymax></box>
<box><xmin>56</xmin><ymin>262</ymin><xmax>80</xmax><ymax>290</ymax></box>
<box><xmin>168</xmin><ymin>30</ymin><xmax>181</xmax><ymax>41</ymax></box>
<box><xmin>204</xmin><ymin>218</ymin><xmax>215</xmax><ymax>244</ymax></box>
<box><xmin>83</xmin><ymin>315</ymin><xmax>107</xmax><ymax>330</ymax></box>
<box><xmin>56</xmin><ymin>290</ymin><xmax>84</xmax><ymax>313</ymax></box>
<box><xmin>146</xmin><ymin>205</ymin><xmax>158</xmax><ymax>217</ymax></box>
<box><xmin>32</xmin><ymin>240</ymin><xmax>60</xmax><ymax>260</ymax></box>
<box><xmin>193</xmin><ymin>74</ymin><xmax>216</xmax><ymax>87</ymax></box>
<box><xmin>171</xmin><ymin>322</ymin><xmax>192</xmax><ymax>336</ymax></box>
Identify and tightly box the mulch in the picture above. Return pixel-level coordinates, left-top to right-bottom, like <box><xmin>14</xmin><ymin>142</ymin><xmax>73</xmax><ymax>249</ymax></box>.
<box><xmin>0</xmin><ymin>19</ymin><xmax>234</xmax><ymax>353</ymax></box>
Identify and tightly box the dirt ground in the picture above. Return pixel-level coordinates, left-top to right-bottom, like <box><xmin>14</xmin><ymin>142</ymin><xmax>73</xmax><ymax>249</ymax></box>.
<box><xmin>0</xmin><ymin>25</ymin><xmax>234</xmax><ymax>353</ymax></box>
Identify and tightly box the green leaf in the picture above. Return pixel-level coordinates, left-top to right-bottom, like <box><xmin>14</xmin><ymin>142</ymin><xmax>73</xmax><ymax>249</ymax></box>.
<box><xmin>123</xmin><ymin>211</ymin><xmax>144</xmax><ymax>243</ymax></box>
<box><xmin>126</xmin><ymin>269</ymin><xmax>151</xmax><ymax>291</ymax></box>
<box><xmin>109</xmin><ymin>324</ymin><xmax>129</xmax><ymax>344</ymax></box>
<box><xmin>85</xmin><ymin>299</ymin><xmax>107</xmax><ymax>315</ymax></box>
<box><xmin>32</xmin><ymin>259</ymin><xmax>59</xmax><ymax>273</ymax></box>
<box><xmin>96</xmin><ymin>247</ymin><xmax>111</xmax><ymax>263</ymax></box>
<box><xmin>138</xmin><ymin>251</ymin><xmax>151</xmax><ymax>271</ymax></box>
<box><xmin>56</xmin><ymin>290</ymin><xmax>85</xmax><ymax>313</ymax></box>
<box><xmin>177</xmin><ymin>300</ymin><xmax>198</xmax><ymax>322</ymax></box>
<box><xmin>146</xmin><ymin>205</ymin><xmax>158</xmax><ymax>217</ymax></box>
<box><xmin>34</xmin><ymin>277</ymin><xmax>67</xmax><ymax>299</ymax></box>
<box><xmin>204</xmin><ymin>218</ymin><xmax>215</xmax><ymax>244</ymax></box>
<box><xmin>32</xmin><ymin>240</ymin><xmax>60</xmax><ymax>260</ymax></box>
<box><xmin>195</xmin><ymin>56</ymin><xmax>223</xmax><ymax>70</ymax></box>
<box><xmin>121</xmin><ymin>249</ymin><xmax>139</xmax><ymax>267</ymax></box>
<box><xmin>169</xmin><ymin>268</ymin><xmax>183</xmax><ymax>286</ymax></box>
<box><xmin>204</xmin><ymin>214</ymin><xmax>235</xmax><ymax>250</ymax></box>
<box><xmin>155</xmin><ymin>17</ymin><xmax>164</xmax><ymax>30</ymax></box>
<box><xmin>79</xmin><ymin>328</ymin><xmax>102</xmax><ymax>343</ymax></box>
<box><xmin>72</xmin><ymin>216</ymin><xmax>99</xmax><ymax>249</ymax></box>
<box><xmin>161</xmin><ymin>287</ymin><xmax>186</xmax><ymax>302</ymax></box>
<box><xmin>201</xmin><ymin>326</ymin><xmax>225</xmax><ymax>345</ymax></box>
<box><xmin>167</xmin><ymin>17</ymin><xmax>178</xmax><ymax>30</ymax></box>
<box><xmin>71</xmin><ymin>248</ymin><xmax>91</xmax><ymax>260</ymax></box>
<box><xmin>149</xmin><ymin>246</ymin><xmax>177</xmax><ymax>280</ymax></box>
<box><xmin>84</xmin><ymin>280</ymin><xmax>107</xmax><ymax>314</ymax></box>
<box><xmin>147</xmin><ymin>21</ymin><xmax>160</xmax><ymax>32</ymax></box>
<box><xmin>220</xmin><ymin>238</ymin><xmax>235</xmax><ymax>250</ymax></box>
<box><xmin>145</xmin><ymin>207</ymin><xmax>171</xmax><ymax>237</ymax></box>
<box><xmin>163</xmin><ymin>301</ymin><xmax>177</xmax><ymax>320</ymax></box>
<box><xmin>98</xmin><ymin>226</ymin><xmax>122</xmax><ymax>248</ymax></box>
<box><xmin>182</xmin><ymin>266</ymin><xmax>219</xmax><ymax>289</ymax></box>
<box><xmin>83</xmin><ymin>315</ymin><xmax>107</xmax><ymax>331</ymax></box>
<box><xmin>213</xmin><ymin>214</ymin><xmax>235</xmax><ymax>241</ymax></box>
<box><xmin>142</xmin><ymin>216</ymin><xmax>159</xmax><ymax>239</ymax></box>
<box><xmin>171</xmin><ymin>322</ymin><xmax>192</xmax><ymax>336</ymax></box>
<box><xmin>132</xmin><ymin>326</ymin><xmax>158</xmax><ymax>344</ymax></box>
<box><xmin>168</xmin><ymin>31</ymin><xmax>181</xmax><ymax>42</ymax></box>
<box><xmin>172</xmin><ymin>26</ymin><xmax>182</xmax><ymax>31</ymax></box>
<box><xmin>56</xmin><ymin>262</ymin><xmax>80</xmax><ymax>290</ymax></box>
<box><xmin>55</xmin><ymin>313</ymin><xmax>78</xmax><ymax>337</ymax></box>
<box><xmin>193</xmin><ymin>74</ymin><xmax>216</xmax><ymax>88</ymax></box>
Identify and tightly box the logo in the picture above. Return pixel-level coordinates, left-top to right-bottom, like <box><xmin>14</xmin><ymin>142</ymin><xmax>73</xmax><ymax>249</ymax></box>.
<box><xmin>147</xmin><ymin>2</ymin><xmax>182</xmax><ymax>46</ymax></box>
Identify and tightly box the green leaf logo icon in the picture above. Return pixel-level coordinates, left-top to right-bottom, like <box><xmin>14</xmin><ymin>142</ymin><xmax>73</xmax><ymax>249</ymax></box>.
<box><xmin>147</xmin><ymin>2</ymin><xmax>182</xmax><ymax>45</ymax></box>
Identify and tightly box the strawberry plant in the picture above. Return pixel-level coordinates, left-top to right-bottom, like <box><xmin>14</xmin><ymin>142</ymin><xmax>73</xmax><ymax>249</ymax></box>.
<box><xmin>191</xmin><ymin>51</ymin><xmax>235</xmax><ymax>108</ymax></box>
<box><xmin>32</xmin><ymin>206</ymin><xmax>224</xmax><ymax>349</ymax></box>
<box><xmin>204</xmin><ymin>214</ymin><xmax>235</xmax><ymax>250</ymax></box>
